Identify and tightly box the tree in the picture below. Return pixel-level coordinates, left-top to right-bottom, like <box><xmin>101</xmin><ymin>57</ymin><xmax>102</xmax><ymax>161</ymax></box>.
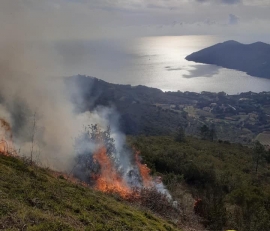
<box><xmin>217</xmin><ymin>91</ymin><xmax>227</xmax><ymax>101</ymax></box>
<box><xmin>265</xmin><ymin>149</ymin><xmax>270</xmax><ymax>163</ymax></box>
<box><xmin>253</xmin><ymin>141</ymin><xmax>266</xmax><ymax>174</ymax></box>
<box><xmin>73</xmin><ymin>124</ymin><xmax>116</xmax><ymax>184</ymax></box>
<box><xmin>200</xmin><ymin>125</ymin><xmax>216</xmax><ymax>141</ymax></box>
<box><xmin>175</xmin><ymin>126</ymin><xmax>185</xmax><ymax>142</ymax></box>
<box><xmin>30</xmin><ymin>112</ymin><xmax>37</xmax><ymax>165</ymax></box>
<box><xmin>209</xmin><ymin>128</ymin><xmax>216</xmax><ymax>142</ymax></box>
<box><xmin>200</xmin><ymin>125</ymin><xmax>209</xmax><ymax>140</ymax></box>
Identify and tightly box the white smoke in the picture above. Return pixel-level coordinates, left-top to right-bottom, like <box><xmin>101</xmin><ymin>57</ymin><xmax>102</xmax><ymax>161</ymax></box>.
<box><xmin>0</xmin><ymin>0</ymin><xmax>122</xmax><ymax>171</ymax></box>
<box><xmin>0</xmin><ymin>0</ymin><xmax>172</xmax><ymax>201</ymax></box>
<box><xmin>155</xmin><ymin>181</ymin><xmax>172</xmax><ymax>200</ymax></box>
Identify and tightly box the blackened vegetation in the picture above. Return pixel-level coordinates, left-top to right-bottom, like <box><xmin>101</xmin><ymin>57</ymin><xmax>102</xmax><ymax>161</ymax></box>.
<box><xmin>132</xmin><ymin>187</ymin><xmax>179</xmax><ymax>221</ymax></box>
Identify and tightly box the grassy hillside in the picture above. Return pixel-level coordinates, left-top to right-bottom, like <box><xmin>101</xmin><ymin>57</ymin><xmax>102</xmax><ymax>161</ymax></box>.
<box><xmin>0</xmin><ymin>154</ymin><xmax>181</xmax><ymax>231</ymax></box>
<box><xmin>130</xmin><ymin>136</ymin><xmax>270</xmax><ymax>231</ymax></box>
<box><xmin>2</xmin><ymin>135</ymin><xmax>270</xmax><ymax>231</ymax></box>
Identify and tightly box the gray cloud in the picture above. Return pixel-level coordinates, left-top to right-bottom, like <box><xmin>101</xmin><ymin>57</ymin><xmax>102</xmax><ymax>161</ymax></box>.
<box><xmin>221</xmin><ymin>0</ymin><xmax>241</xmax><ymax>4</ymax></box>
<box><xmin>1</xmin><ymin>0</ymin><xmax>269</xmax><ymax>41</ymax></box>
<box><xmin>196</xmin><ymin>0</ymin><xmax>241</xmax><ymax>4</ymax></box>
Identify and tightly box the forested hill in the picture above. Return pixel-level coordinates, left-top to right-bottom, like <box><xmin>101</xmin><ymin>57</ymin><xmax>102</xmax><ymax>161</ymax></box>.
<box><xmin>185</xmin><ymin>40</ymin><xmax>270</xmax><ymax>79</ymax></box>
<box><xmin>66</xmin><ymin>75</ymin><xmax>270</xmax><ymax>144</ymax></box>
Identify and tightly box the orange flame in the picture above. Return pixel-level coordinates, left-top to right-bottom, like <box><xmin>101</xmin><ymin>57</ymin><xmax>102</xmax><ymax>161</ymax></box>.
<box><xmin>0</xmin><ymin>118</ymin><xmax>17</xmax><ymax>156</ymax></box>
<box><xmin>91</xmin><ymin>146</ymin><xmax>162</xmax><ymax>199</ymax></box>
<box><xmin>135</xmin><ymin>150</ymin><xmax>153</xmax><ymax>188</ymax></box>
<box><xmin>93</xmin><ymin>147</ymin><xmax>131</xmax><ymax>198</ymax></box>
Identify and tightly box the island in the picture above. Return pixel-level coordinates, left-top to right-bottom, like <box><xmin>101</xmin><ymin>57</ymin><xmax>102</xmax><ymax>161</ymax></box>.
<box><xmin>185</xmin><ymin>40</ymin><xmax>270</xmax><ymax>79</ymax></box>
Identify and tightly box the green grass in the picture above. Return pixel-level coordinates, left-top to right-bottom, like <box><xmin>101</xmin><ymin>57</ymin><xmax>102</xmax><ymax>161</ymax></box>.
<box><xmin>0</xmin><ymin>154</ymin><xmax>181</xmax><ymax>231</ymax></box>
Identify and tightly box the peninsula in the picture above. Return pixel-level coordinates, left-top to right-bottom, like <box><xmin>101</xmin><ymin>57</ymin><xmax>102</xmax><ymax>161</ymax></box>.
<box><xmin>186</xmin><ymin>40</ymin><xmax>270</xmax><ymax>79</ymax></box>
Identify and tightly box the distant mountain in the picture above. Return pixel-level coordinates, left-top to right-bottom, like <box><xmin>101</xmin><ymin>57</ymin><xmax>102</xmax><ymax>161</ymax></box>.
<box><xmin>185</xmin><ymin>40</ymin><xmax>270</xmax><ymax>79</ymax></box>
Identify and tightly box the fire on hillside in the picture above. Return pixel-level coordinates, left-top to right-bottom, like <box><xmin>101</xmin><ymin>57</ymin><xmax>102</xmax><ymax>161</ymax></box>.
<box><xmin>73</xmin><ymin>125</ymin><xmax>172</xmax><ymax>200</ymax></box>
<box><xmin>91</xmin><ymin>146</ymin><xmax>162</xmax><ymax>199</ymax></box>
<box><xmin>0</xmin><ymin>118</ymin><xmax>16</xmax><ymax>156</ymax></box>
<box><xmin>0</xmin><ymin>120</ymin><xmax>171</xmax><ymax>201</ymax></box>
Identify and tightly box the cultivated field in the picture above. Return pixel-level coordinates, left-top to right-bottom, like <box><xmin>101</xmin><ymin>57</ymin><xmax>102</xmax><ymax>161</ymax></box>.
<box><xmin>256</xmin><ymin>131</ymin><xmax>270</xmax><ymax>145</ymax></box>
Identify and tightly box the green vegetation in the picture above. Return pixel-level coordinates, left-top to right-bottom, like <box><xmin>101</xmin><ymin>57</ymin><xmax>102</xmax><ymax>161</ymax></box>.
<box><xmin>185</xmin><ymin>40</ymin><xmax>270</xmax><ymax>79</ymax></box>
<box><xmin>2</xmin><ymin>122</ymin><xmax>270</xmax><ymax>230</ymax></box>
<box><xmin>0</xmin><ymin>154</ymin><xmax>180</xmax><ymax>231</ymax></box>
<box><xmin>131</xmin><ymin>136</ymin><xmax>270</xmax><ymax>231</ymax></box>
<box><xmin>68</xmin><ymin>76</ymin><xmax>270</xmax><ymax>144</ymax></box>
<box><xmin>200</xmin><ymin>125</ymin><xmax>216</xmax><ymax>141</ymax></box>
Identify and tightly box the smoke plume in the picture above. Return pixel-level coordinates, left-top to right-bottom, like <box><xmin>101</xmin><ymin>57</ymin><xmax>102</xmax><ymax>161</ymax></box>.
<box><xmin>0</xmin><ymin>1</ymin><xmax>172</xmax><ymax>200</ymax></box>
<box><xmin>0</xmin><ymin>0</ymin><xmax>104</xmax><ymax>170</ymax></box>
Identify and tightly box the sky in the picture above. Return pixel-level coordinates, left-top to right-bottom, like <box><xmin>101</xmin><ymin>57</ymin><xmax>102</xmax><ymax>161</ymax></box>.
<box><xmin>1</xmin><ymin>0</ymin><xmax>270</xmax><ymax>42</ymax></box>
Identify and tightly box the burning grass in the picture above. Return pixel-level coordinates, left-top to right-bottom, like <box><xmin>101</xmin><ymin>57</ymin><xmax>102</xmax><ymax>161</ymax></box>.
<box><xmin>135</xmin><ymin>150</ymin><xmax>152</xmax><ymax>187</ymax></box>
<box><xmin>73</xmin><ymin>125</ymin><xmax>172</xmax><ymax>201</ymax></box>
<box><xmin>55</xmin><ymin>124</ymin><xmax>180</xmax><ymax>221</ymax></box>
<box><xmin>0</xmin><ymin>118</ymin><xmax>17</xmax><ymax>157</ymax></box>
<box><xmin>93</xmin><ymin>147</ymin><xmax>132</xmax><ymax>198</ymax></box>
<box><xmin>0</xmin><ymin>120</ymin><xmax>180</xmax><ymax>225</ymax></box>
<box><xmin>0</xmin><ymin>154</ymin><xmax>181</xmax><ymax>231</ymax></box>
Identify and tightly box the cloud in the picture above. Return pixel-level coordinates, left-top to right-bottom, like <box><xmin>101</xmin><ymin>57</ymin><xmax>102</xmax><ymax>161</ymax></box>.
<box><xmin>221</xmin><ymin>0</ymin><xmax>241</xmax><ymax>4</ymax></box>
<box><xmin>228</xmin><ymin>14</ymin><xmax>240</xmax><ymax>24</ymax></box>
<box><xmin>196</xmin><ymin>0</ymin><xmax>241</xmax><ymax>4</ymax></box>
<box><xmin>1</xmin><ymin>0</ymin><xmax>269</xmax><ymax>41</ymax></box>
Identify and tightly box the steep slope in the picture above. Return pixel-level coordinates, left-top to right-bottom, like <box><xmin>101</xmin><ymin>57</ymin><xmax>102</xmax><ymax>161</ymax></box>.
<box><xmin>185</xmin><ymin>40</ymin><xmax>270</xmax><ymax>79</ymax></box>
<box><xmin>0</xmin><ymin>154</ymin><xmax>181</xmax><ymax>231</ymax></box>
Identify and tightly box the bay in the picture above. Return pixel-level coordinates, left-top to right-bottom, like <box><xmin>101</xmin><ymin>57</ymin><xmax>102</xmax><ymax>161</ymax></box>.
<box><xmin>55</xmin><ymin>36</ymin><xmax>270</xmax><ymax>94</ymax></box>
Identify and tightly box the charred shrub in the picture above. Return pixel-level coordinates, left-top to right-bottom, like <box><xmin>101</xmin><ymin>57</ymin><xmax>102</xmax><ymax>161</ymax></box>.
<box><xmin>128</xmin><ymin>187</ymin><xmax>179</xmax><ymax>221</ymax></box>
